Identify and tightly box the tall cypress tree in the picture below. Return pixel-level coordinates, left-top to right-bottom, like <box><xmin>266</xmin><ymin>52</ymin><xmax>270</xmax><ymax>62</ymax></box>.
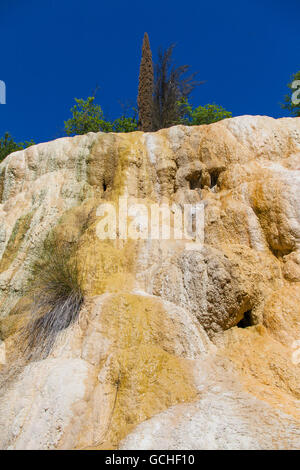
<box><xmin>138</xmin><ymin>33</ymin><xmax>154</xmax><ymax>132</ymax></box>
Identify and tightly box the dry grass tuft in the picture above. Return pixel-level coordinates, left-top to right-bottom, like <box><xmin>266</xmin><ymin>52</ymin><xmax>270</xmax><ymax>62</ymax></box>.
<box><xmin>22</xmin><ymin>237</ymin><xmax>84</xmax><ymax>361</ymax></box>
<box><xmin>0</xmin><ymin>236</ymin><xmax>84</xmax><ymax>392</ymax></box>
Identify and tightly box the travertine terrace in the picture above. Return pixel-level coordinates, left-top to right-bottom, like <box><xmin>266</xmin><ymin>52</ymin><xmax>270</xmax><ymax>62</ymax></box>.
<box><xmin>0</xmin><ymin>115</ymin><xmax>300</xmax><ymax>449</ymax></box>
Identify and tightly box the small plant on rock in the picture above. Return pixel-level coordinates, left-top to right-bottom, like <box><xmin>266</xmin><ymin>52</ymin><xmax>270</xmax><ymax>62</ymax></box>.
<box><xmin>22</xmin><ymin>237</ymin><xmax>84</xmax><ymax>361</ymax></box>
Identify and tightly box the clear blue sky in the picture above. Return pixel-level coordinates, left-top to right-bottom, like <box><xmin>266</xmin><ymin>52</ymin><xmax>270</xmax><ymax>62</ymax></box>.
<box><xmin>0</xmin><ymin>0</ymin><xmax>299</xmax><ymax>144</ymax></box>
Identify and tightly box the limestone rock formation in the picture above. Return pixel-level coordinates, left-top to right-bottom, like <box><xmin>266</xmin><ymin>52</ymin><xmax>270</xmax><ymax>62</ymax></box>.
<box><xmin>0</xmin><ymin>115</ymin><xmax>300</xmax><ymax>449</ymax></box>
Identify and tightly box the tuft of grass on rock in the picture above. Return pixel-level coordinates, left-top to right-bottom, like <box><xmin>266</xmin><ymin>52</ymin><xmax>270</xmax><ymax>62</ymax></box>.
<box><xmin>22</xmin><ymin>237</ymin><xmax>84</xmax><ymax>361</ymax></box>
<box><xmin>0</xmin><ymin>235</ymin><xmax>84</xmax><ymax>393</ymax></box>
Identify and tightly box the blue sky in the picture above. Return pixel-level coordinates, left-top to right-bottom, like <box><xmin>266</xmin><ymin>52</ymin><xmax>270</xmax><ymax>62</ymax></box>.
<box><xmin>0</xmin><ymin>0</ymin><xmax>299</xmax><ymax>144</ymax></box>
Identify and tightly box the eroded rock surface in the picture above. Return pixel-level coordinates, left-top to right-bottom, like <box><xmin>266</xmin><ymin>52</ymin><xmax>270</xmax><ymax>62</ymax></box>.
<box><xmin>0</xmin><ymin>116</ymin><xmax>300</xmax><ymax>449</ymax></box>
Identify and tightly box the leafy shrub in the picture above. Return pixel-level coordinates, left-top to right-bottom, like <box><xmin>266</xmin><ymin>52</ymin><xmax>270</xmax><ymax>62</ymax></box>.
<box><xmin>0</xmin><ymin>132</ymin><xmax>35</xmax><ymax>162</ymax></box>
<box><xmin>64</xmin><ymin>97</ymin><xmax>113</xmax><ymax>135</ymax></box>
<box><xmin>281</xmin><ymin>71</ymin><xmax>300</xmax><ymax>117</ymax></box>
<box><xmin>113</xmin><ymin>116</ymin><xmax>138</xmax><ymax>133</ymax></box>
<box><xmin>178</xmin><ymin>99</ymin><xmax>232</xmax><ymax>125</ymax></box>
<box><xmin>64</xmin><ymin>97</ymin><xmax>138</xmax><ymax>136</ymax></box>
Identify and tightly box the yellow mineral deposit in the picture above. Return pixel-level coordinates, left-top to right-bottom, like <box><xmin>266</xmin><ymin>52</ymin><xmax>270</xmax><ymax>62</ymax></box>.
<box><xmin>0</xmin><ymin>116</ymin><xmax>299</xmax><ymax>449</ymax></box>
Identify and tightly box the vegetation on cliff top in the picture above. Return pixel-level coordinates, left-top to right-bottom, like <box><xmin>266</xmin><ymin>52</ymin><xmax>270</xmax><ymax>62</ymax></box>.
<box><xmin>0</xmin><ymin>132</ymin><xmax>35</xmax><ymax>162</ymax></box>
<box><xmin>64</xmin><ymin>34</ymin><xmax>231</xmax><ymax>136</ymax></box>
<box><xmin>0</xmin><ymin>32</ymin><xmax>298</xmax><ymax>157</ymax></box>
<box><xmin>281</xmin><ymin>71</ymin><xmax>300</xmax><ymax>117</ymax></box>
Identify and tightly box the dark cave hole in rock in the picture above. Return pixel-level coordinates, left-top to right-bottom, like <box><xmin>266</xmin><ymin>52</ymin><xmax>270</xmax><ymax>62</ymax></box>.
<box><xmin>209</xmin><ymin>170</ymin><xmax>220</xmax><ymax>188</ymax></box>
<box><xmin>187</xmin><ymin>172</ymin><xmax>202</xmax><ymax>190</ymax></box>
<box><xmin>103</xmin><ymin>182</ymin><xmax>107</xmax><ymax>192</ymax></box>
<box><xmin>237</xmin><ymin>310</ymin><xmax>254</xmax><ymax>328</ymax></box>
<box><xmin>269</xmin><ymin>246</ymin><xmax>294</xmax><ymax>259</ymax></box>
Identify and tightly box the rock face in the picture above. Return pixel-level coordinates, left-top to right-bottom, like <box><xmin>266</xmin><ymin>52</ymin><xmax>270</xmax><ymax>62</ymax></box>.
<box><xmin>0</xmin><ymin>115</ymin><xmax>300</xmax><ymax>449</ymax></box>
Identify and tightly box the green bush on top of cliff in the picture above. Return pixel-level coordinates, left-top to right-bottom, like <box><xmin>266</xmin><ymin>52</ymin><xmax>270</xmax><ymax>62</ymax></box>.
<box><xmin>0</xmin><ymin>132</ymin><xmax>35</xmax><ymax>162</ymax></box>
<box><xmin>64</xmin><ymin>97</ymin><xmax>113</xmax><ymax>135</ymax></box>
<box><xmin>177</xmin><ymin>98</ymin><xmax>232</xmax><ymax>125</ymax></box>
<box><xmin>64</xmin><ymin>97</ymin><xmax>138</xmax><ymax>136</ymax></box>
<box><xmin>281</xmin><ymin>71</ymin><xmax>300</xmax><ymax>117</ymax></box>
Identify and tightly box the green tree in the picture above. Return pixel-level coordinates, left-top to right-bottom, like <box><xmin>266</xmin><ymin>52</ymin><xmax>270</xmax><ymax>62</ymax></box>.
<box><xmin>178</xmin><ymin>99</ymin><xmax>232</xmax><ymax>125</ymax></box>
<box><xmin>113</xmin><ymin>116</ymin><xmax>138</xmax><ymax>133</ymax></box>
<box><xmin>282</xmin><ymin>71</ymin><xmax>300</xmax><ymax>117</ymax></box>
<box><xmin>0</xmin><ymin>132</ymin><xmax>35</xmax><ymax>162</ymax></box>
<box><xmin>64</xmin><ymin>97</ymin><xmax>138</xmax><ymax>135</ymax></box>
<box><xmin>64</xmin><ymin>97</ymin><xmax>113</xmax><ymax>135</ymax></box>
